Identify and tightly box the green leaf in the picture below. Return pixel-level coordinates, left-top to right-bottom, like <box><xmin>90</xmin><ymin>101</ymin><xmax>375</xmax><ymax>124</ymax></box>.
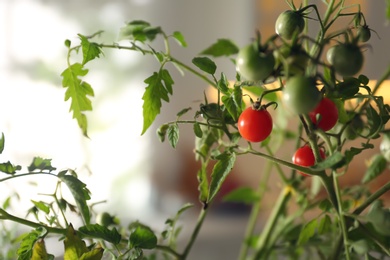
<box><xmin>197</xmin><ymin>162</ymin><xmax>209</xmax><ymax>203</ymax></box>
<box><xmin>362</xmin><ymin>154</ymin><xmax>387</xmax><ymax>184</ymax></box>
<box><xmin>334</xmin><ymin>77</ymin><xmax>360</xmax><ymax>98</ymax></box>
<box><xmin>223</xmin><ymin>187</ymin><xmax>259</xmax><ymax>204</ymax></box>
<box><xmin>78</xmin><ymin>34</ymin><xmax>103</xmax><ymax>65</ymax></box>
<box><xmin>141</xmin><ymin>70</ymin><xmax>173</xmax><ymax>135</ymax></box>
<box><xmin>193</xmin><ymin>122</ymin><xmax>203</xmax><ymax>138</ymax></box>
<box><xmin>167</xmin><ymin>124</ymin><xmax>179</xmax><ymax>149</ymax></box>
<box><xmin>156</xmin><ymin>124</ymin><xmax>169</xmax><ymax>142</ymax></box>
<box><xmin>172</xmin><ymin>31</ymin><xmax>187</xmax><ymax>47</ymax></box>
<box><xmin>17</xmin><ymin>231</ymin><xmax>40</xmax><ymax>260</ymax></box>
<box><xmin>242</xmin><ymin>86</ymin><xmax>278</xmax><ymax>102</ymax></box>
<box><xmin>208</xmin><ymin>152</ymin><xmax>236</xmax><ymax>203</ymax></box>
<box><xmin>61</xmin><ymin>63</ymin><xmax>94</xmax><ymax>136</ymax></box>
<box><xmin>31</xmin><ymin>238</ymin><xmax>50</xmax><ymax>260</ymax></box>
<box><xmin>28</xmin><ymin>157</ymin><xmax>56</xmax><ymax>172</ymax></box>
<box><xmin>217</xmin><ymin>72</ymin><xmax>229</xmax><ymax>95</ymax></box>
<box><xmin>298</xmin><ymin>218</ymin><xmax>318</xmax><ymax>245</ymax></box>
<box><xmin>366</xmin><ymin>104</ymin><xmax>383</xmax><ymax>138</ymax></box>
<box><xmin>387</xmin><ymin>0</ymin><xmax>390</xmax><ymax>20</ymax></box>
<box><xmin>176</xmin><ymin>107</ymin><xmax>191</xmax><ymax>117</ymax></box>
<box><xmin>129</xmin><ymin>225</ymin><xmax>157</xmax><ymax>250</ymax></box>
<box><xmin>318</xmin><ymin>214</ymin><xmax>332</xmax><ymax>234</ymax></box>
<box><xmin>59</xmin><ymin>175</ymin><xmax>91</xmax><ymax>224</ymax></box>
<box><xmin>119</xmin><ymin>20</ymin><xmax>162</xmax><ymax>42</ymax></box>
<box><xmin>80</xmin><ymin>247</ymin><xmax>103</xmax><ymax>260</ymax></box>
<box><xmin>31</xmin><ymin>200</ymin><xmax>50</xmax><ymax>214</ymax></box>
<box><xmin>79</xmin><ymin>224</ymin><xmax>121</xmax><ymax>245</ymax></box>
<box><xmin>222</xmin><ymin>95</ymin><xmax>240</xmax><ymax>122</ymax></box>
<box><xmin>311</xmin><ymin>152</ymin><xmax>345</xmax><ymax>171</ymax></box>
<box><xmin>0</xmin><ymin>161</ymin><xmax>21</xmax><ymax>174</ymax></box>
<box><xmin>192</xmin><ymin>57</ymin><xmax>217</xmax><ymax>75</ymax></box>
<box><xmin>195</xmin><ymin>127</ymin><xmax>222</xmax><ymax>160</ymax></box>
<box><xmin>199</xmin><ymin>39</ymin><xmax>239</xmax><ymax>57</ymax></box>
<box><xmin>0</xmin><ymin>132</ymin><xmax>4</xmax><ymax>154</ymax></box>
<box><xmin>64</xmin><ymin>224</ymin><xmax>88</xmax><ymax>260</ymax></box>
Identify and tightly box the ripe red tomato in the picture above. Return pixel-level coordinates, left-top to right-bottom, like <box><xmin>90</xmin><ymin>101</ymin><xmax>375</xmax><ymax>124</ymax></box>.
<box><xmin>308</xmin><ymin>97</ymin><xmax>339</xmax><ymax>131</ymax></box>
<box><xmin>292</xmin><ymin>145</ymin><xmax>326</xmax><ymax>176</ymax></box>
<box><xmin>238</xmin><ymin>107</ymin><xmax>273</xmax><ymax>142</ymax></box>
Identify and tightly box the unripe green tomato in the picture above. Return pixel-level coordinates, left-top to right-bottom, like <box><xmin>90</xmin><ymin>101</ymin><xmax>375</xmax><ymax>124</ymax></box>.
<box><xmin>236</xmin><ymin>43</ymin><xmax>275</xmax><ymax>82</ymax></box>
<box><xmin>282</xmin><ymin>75</ymin><xmax>321</xmax><ymax>114</ymax></box>
<box><xmin>273</xmin><ymin>45</ymin><xmax>308</xmax><ymax>76</ymax></box>
<box><xmin>326</xmin><ymin>46</ymin><xmax>336</xmax><ymax>64</ymax></box>
<box><xmin>330</xmin><ymin>44</ymin><xmax>364</xmax><ymax>77</ymax></box>
<box><xmin>357</xmin><ymin>26</ymin><xmax>371</xmax><ymax>42</ymax></box>
<box><xmin>96</xmin><ymin>212</ymin><xmax>114</xmax><ymax>227</ymax></box>
<box><xmin>275</xmin><ymin>10</ymin><xmax>305</xmax><ymax>40</ymax></box>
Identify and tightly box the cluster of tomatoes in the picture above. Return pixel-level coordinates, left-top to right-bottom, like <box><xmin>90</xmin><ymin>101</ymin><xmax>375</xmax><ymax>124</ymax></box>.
<box><xmin>236</xmin><ymin>8</ymin><xmax>369</xmax><ymax>176</ymax></box>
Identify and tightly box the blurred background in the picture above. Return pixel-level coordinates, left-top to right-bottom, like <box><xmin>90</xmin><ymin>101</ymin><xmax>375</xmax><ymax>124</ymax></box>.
<box><xmin>0</xmin><ymin>0</ymin><xmax>389</xmax><ymax>259</ymax></box>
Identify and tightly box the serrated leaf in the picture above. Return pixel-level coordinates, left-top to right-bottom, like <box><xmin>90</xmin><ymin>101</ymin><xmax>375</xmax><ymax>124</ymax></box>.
<box><xmin>193</xmin><ymin>122</ymin><xmax>203</xmax><ymax>138</ymax></box>
<box><xmin>64</xmin><ymin>224</ymin><xmax>88</xmax><ymax>260</ymax></box>
<box><xmin>298</xmin><ymin>218</ymin><xmax>318</xmax><ymax>245</ymax></box>
<box><xmin>61</xmin><ymin>63</ymin><xmax>94</xmax><ymax>136</ymax></box>
<box><xmin>222</xmin><ymin>95</ymin><xmax>239</xmax><ymax>121</ymax></box>
<box><xmin>208</xmin><ymin>152</ymin><xmax>236</xmax><ymax>203</ymax></box>
<box><xmin>0</xmin><ymin>161</ymin><xmax>21</xmax><ymax>174</ymax></box>
<box><xmin>59</xmin><ymin>175</ymin><xmax>91</xmax><ymax>224</ymax></box>
<box><xmin>195</xmin><ymin>127</ymin><xmax>222</xmax><ymax>160</ymax></box>
<box><xmin>129</xmin><ymin>225</ymin><xmax>157</xmax><ymax>250</ymax></box>
<box><xmin>31</xmin><ymin>200</ymin><xmax>50</xmax><ymax>214</ymax></box>
<box><xmin>192</xmin><ymin>57</ymin><xmax>217</xmax><ymax>75</ymax></box>
<box><xmin>119</xmin><ymin>20</ymin><xmax>162</xmax><ymax>42</ymax></box>
<box><xmin>199</xmin><ymin>39</ymin><xmax>239</xmax><ymax>57</ymax></box>
<box><xmin>79</xmin><ymin>224</ymin><xmax>121</xmax><ymax>245</ymax></box>
<box><xmin>28</xmin><ymin>157</ymin><xmax>56</xmax><ymax>172</ymax></box>
<box><xmin>311</xmin><ymin>151</ymin><xmax>345</xmax><ymax>171</ymax></box>
<box><xmin>17</xmin><ymin>231</ymin><xmax>40</xmax><ymax>260</ymax></box>
<box><xmin>80</xmin><ymin>247</ymin><xmax>103</xmax><ymax>260</ymax></box>
<box><xmin>172</xmin><ymin>31</ymin><xmax>187</xmax><ymax>47</ymax></box>
<box><xmin>362</xmin><ymin>154</ymin><xmax>387</xmax><ymax>184</ymax></box>
<box><xmin>160</xmin><ymin>69</ymin><xmax>174</xmax><ymax>95</ymax></box>
<box><xmin>0</xmin><ymin>132</ymin><xmax>4</xmax><ymax>154</ymax></box>
<box><xmin>223</xmin><ymin>187</ymin><xmax>259</xmax><ymax>204</ymax></box>
<box><xmin>31</xmin><ymin>239</ymin><xmax>49</xmax><ymax>260</ymax></box>
<box><xmin>167</xmin><ymin>124</ymin><xmax>179</xmax><ymax>149</ymax></box>
<box><xmin>78</xmin><ymin>34</ymin><xmax>103</xmax><ymax>65</ymax></box>
<box><xmin>141</xmin><ymin>71</ymin><xmax>173</xmax><ymax>135</ymax></box>
<box><xmin>217</xmin><ymin>73</ymin><xmax>229</xmax><ymax>94</ymax></box>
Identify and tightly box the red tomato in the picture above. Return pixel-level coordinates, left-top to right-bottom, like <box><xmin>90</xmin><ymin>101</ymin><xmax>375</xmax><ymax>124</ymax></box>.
<box><xmin>238</xmin><ymin>107</ymin><xmax>273</xmax><ymax>142</ymax></box>
<box><xmin>292</xmin><ymin>145</ymin><xmax>326</xmax><ymax>176</ymax></box>
<box><xmin>308</xmin><ymin>97</ymin><xmax>338</xmax><ymax>131</ymax></box>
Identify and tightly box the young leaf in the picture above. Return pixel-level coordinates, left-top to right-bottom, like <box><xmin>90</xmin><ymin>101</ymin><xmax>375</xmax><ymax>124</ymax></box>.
<box><xmin>208</xmin><ymin>152</ymin><xmax>236</xmax><ymax>203</ymax></box>
<box><xmin>192</xmin><ymin>57</ymin><xmax>217</xmax><ymax>75</ymax></box>
<box><xmin>0</xmin><ymin>161</ymin><xmax>21</xmax><ymax>174</ymax></box>
<box><xmin>31</xmin><ymin>200</ymin><xmax>50</xmax><ymax>214</ymax></box>
<box><xmin>199</xmin><ymin>39</ymin><xmax>239</xmax><ymax>57</ymax></box>
<box><xmin>129</xmin><ymin>225</ymin><xmax>157</xmax><ymax>250</ymax></box>
<box><xmin>0</xmin><ymin>132</ymin><xmax>4</xmax><ymax>154</ymax></box>
<box><xmin>61</xmin><ymin>63</ymin><xmax>94</xmax><ymax>136</ymax></box>
<box><xmin>167</xmin><ymin>124</ymin><xmax>179</xmax><ymax>149</ymax></box>
<box><xmin>172</xmin><ymin>31</ymin><xmax>187</xmax><ymax>47</ymax></box>
<box><xmin>141</xmin><ymin>70</ymin><xmax>173</xmax><ymax>135</ymax></box>
<box><xmin>28</xmin><ymin>157</ymin><xmax>56</xmax><ymax>172</ymax></box>
<box><xmin>176</xmin><ymin>107</ymin><xmax>191</xmax><ymax>117</ymax></box>
<box><xmin>79</xmin><ymin>224</ymin><xmax>121</xmax><ymax>245</ymax></box>
<box><xmin>362</xmin><ymin>154</ymin><xmax>387</xmax><ymax>184</ymax></box>
<box><xmin>59</xmin><ymin>175</ymin><xmax>91</xmax><ymax>224</ymax></box>
<box><xmin>78</xmin><ymin>34</ymin><xmax>103</xmax><ymax>65</ymax></box>
<box><xmin>193</xmin><ymin>122</ymin><xmax>203</xmax><ymax>138</ymax></box>
<box><xmin>31</xmin><ymin>239</ymin><xmax>49</xmax><ymax>260</ymax></box>
<box><xmin>223</xmin><ymin>187</ymin><xmax>259</xmax><ymax>204</ymax></box>
<box><xmin>64</xmin><ymin>224</ymin><xmax>88</xmax><ymax>260</ymax></box>
<box><xmin>119</xmin><ymin>20</ymin><xmax>161</xmax><ymax>42</ymax></box>
<box><xmin>297</xmin><ymin>218</ymin><xmax>318</xmax><ymax>245</ymax></box>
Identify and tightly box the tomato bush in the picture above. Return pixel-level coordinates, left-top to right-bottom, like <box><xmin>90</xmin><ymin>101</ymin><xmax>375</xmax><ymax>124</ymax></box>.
<box><xmin>292</xmin><ymin>145</ymin><xmax>326</xmax><ymax>176</ymax></box>
<box><xmin>308</xmin><ymin>97</ymin><xmax>339</xmax><ymax>131</ymax></box>
<box><xmin>237</xmin><ymin>106</ymin><xmax>273</xmax><ymax>142</ymax></box>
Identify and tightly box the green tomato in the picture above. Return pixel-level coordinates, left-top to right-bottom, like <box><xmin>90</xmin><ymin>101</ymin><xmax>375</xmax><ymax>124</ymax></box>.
<box><xmin>275</xmin><ymin>10</ymin><xmax>305</xmax><ymax>40</ymax></box>
<box><xmin>357</xmin><ymin>25</ymin><xmax>371</xmax><ymax>42</ymax></box>
<box><xmin>282</xmin><ymin>75</ymin><xmax>321</xmax><ymax>114</ymax></box>
<box><xmin>330</xmin><ymin>44</ymin><xmax>363</xmax><ymax>77</ymax></box>
<box><xmin>236</xmin><ymin>43</ymin><xmax>275</xmax><ymax>82</ymax></box>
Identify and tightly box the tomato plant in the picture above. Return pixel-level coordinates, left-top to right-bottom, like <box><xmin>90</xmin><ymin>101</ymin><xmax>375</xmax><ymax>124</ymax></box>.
<box><xmin>237</xmin><ymin>105</ymin><xmax>273</xmax><ymax>143</ymax></box>
<box><xmin>308</xmin><ymin>97</ymin><xmax>339</xmax><ymax>131</ymax></box>
<box><xmin>236</xmin><ymin>42</ymin><xmax>275</xmax><ymax>82</ymax></box>
<box><xmin>292</xmin><ymin>145</ymin><xmax>326</xmax><ymax>176</ymax></box>
<box><xmin>275</xmin><ymin>10</ymin><xmax>305</xmax><ymax>40</ymax></box>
